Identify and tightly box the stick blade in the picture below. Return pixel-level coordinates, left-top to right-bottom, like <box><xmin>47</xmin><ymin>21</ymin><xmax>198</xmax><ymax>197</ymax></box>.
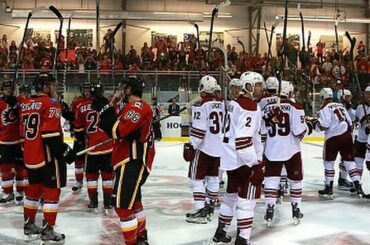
<box><xmin>112</xmin><ymin>22</ymin><xmax>123</xmax><ymax>36</ymax></box>
<box><xmin>49</xmin><ymin>5</ymin><xmax>63</xmax><ymax>20</ymax></box>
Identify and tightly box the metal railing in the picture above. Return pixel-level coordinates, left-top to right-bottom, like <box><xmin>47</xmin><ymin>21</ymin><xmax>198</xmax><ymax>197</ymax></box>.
<box><xmin>0</xmin><ymin>69</ymin><xmax>221</xmax><ymax>105</ymax></box>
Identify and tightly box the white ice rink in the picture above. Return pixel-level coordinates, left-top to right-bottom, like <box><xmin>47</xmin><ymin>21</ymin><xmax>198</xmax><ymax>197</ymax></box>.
<box><xmin>1</xmin><ymin>140</ymin><xmax>370</xmax><ymax>245</ymax></box>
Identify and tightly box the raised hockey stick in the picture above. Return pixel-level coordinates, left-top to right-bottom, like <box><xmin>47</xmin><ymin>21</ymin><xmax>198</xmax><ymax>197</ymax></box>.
<box><xmin>237</xmin><ymin>38</ymin><xmax>245</xmax><ymax>53</ymax></box>
<box><xmin>96</xmin><ymin>0</ymin><xmax>101</xmax><ymax>86</ymax></box>
<box><xmin>207</xmin><ymin>0</ymin><xmax>231</xmax><ymax>66</ymax></box>
<box><xmin>110</xmin><ymin>22</ymin><xmax>123</xmax><ymax>93</ymax></box>
<box><xmin>13</xmin><ymin>6</ymin><xmax>44</xmax><ymax>85</ymax></box>
<box><xmin>62</xmin><ymin>13</ymin><xmax>73</xmax><ymax>98</ymax></box>
<box><xmin>276</xmin><ymin>0</ymin><xmax>289</xmax><ymax>107</ymax></box>
<box><xmin>49</xmin><ymin>5</ymin><xmax>64</xmax><ymax>79</ymax></box>
<box><xmin>76</xmin><ymin>107</ymin><xmax>187</xmax><ymax>156</ymax></box>
<box><xmin>265</xmin><ymin>17</ymin><xmax>283</xmax><ymax>75</ymax></box>
<box><xmin>193</xmin><ymin>23</ymin><xmax>201</xmax><ymax>51</ymax></box>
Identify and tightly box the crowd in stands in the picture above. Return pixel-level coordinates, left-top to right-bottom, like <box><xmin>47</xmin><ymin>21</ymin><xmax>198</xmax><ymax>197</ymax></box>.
<box><xmin>0</xmin><ymin>31</ymin><xmax>369</xmax><ymax>90</ymax></box>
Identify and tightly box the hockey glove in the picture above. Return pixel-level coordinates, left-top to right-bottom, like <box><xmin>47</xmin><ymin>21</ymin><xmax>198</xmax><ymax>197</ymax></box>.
<box><xmin>98</xmin><ymin>104</ymin><xmax>116</xmax><ymax>138</ymax></box>
<box><xmin>366</xmin><ymin>161</ymin><xmax>370</xmax><ymax>171</ymax></box>
<box><xmin>306</xmin><ymin>120</ymin><xmax>314</xmax><ymax>135</ymax></box>
<box><xmin>183</xmin><ymin>143</ymin><xmax>195</xmax><ymax>162</ymax></box>
<box><xmin>63</xmin><ymin>143</ymin><xmax>76</xmax><ymax>165</ymax></box>
<box><xmin>61</xmin><ymin>102</ymin><xmax>74</xmax><ymax>122</ymax></box>
<box><xmin>365</xmin><ymin>126</ymin><xmax>370</xmax><ymax>135</ymax></box>
<box><xmin>4</xmin><ymin>95</ymin><xmax>18</xmax><ymax>107</ymax></box>
<box><xmin>249</xmin><ymin>162</ymin><xmax>264</xmax><ymax>186</ymax></box>
<box><xmin>91</xmin><ymin>95</ymin><xmax>109</xmax><ymax>113</ymax></box>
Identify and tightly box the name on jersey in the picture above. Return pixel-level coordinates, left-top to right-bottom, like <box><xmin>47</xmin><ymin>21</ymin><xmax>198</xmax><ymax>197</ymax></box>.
<box><xmin>211</xmin><ymin>103</ymin><xmax>223</xmax><ymax>109</ymax></box>
<box><xmin>264</xmin><ymin>104</ymin><xmax>291</xmax><ymax>112</ymax></box>
<box><xmin>20</xmin><ymin>102</ymin><xmax>42</xmax><ymax>111</ymax></box>
<box><xmin>79</xmin><ymin>104</ymin><xmax>92</xmax><ymax>113</ymax></box>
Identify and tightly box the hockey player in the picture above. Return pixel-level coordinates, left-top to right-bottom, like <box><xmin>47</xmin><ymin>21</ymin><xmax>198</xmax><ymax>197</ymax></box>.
<box><xmin>20</xmin><ymin>73</ymin><xmax>73</xmax><ymax>244</ymax></box>
<box><xmin>0</xmin><ymin>81</ymin><xmax>27</xmax><ymax>204</ymax></box>
<box><xmin>65</xmin><ymin>85</ymin><xmax>88</xmax><ymax>193</ymax></box>
<box><xmin>219</xmin><ymin>78</ymin><xmax>242</xmax><ymax>189</ymax></box>
<box><xmin>337</xmin><ymin>89</ymin><xmax>355</xmax><ymax>190</ymax></box>
<box><xmin>262</xmin><ymin>80</ymin><xmax>306</xmax><ymax>226</ymax></box>
<box><xmin>184</xmin><ymin>75</ymin><xmax>224</xmax><ymax>224</ymax></box>
<box><xmin>352</xmin><ymin>87</ymin><xmax>370</xmax><ymax>184</ymax></box>
<box><xmin>240</xmin><ymin>71</ymin><xmax>265</xmax><ymax>101</ymax></box>
<box><xmin>314</xmin><ymin>88</ymin><xmax>365</xmax><ymax>199</ymax></box>
<box><xmin>94</xmin><ymin>77</ymin><xmax>155</xmax><ymax>245</ymax></box>
<box><xmin>74</xmin><ymin>83</ymin><xmax>114</xmax><ymax>214</ymax></box>
<box><xmin>212</xmin><ymin>74</ymin><xmax>264</xmax><ymax>245</ymax></box>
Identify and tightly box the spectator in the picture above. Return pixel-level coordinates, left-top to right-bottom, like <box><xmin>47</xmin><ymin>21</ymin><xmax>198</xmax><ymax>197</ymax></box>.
<box><xmin>152</xmin><ymin>97</ymin><xmax>162</xmax><ymax>141</ymax></box>
<box><xmin>316</xmin><ymin>39</ymin><xmax>324</xmax><ymax>63</ymax></box>
<box><xmin>168</xmin><ymin>98</ymin><xmax>180</xmax><ymax>115</ymax></box>
<box><xmin>332</xmin><ymin>59</ymin><xmax>346</xmax><ymax>80</ymax></box>
<box><xmin>85</xmin><ymin>55</ymin><xmax>97</xmax><ymax>70</ymax></box>
<box><xmin>357</xmin><ymin>40</ymin><xmax>365</xmax><ymax>57</ymax></box>
<box><xmin>322</xmin><ymin>58</ymin><xmax>333</xmax><ymax>75</ymax></box>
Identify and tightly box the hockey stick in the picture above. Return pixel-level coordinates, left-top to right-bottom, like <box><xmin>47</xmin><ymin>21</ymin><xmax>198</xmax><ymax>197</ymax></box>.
<box><xmin>193</xmin><ymin>23</ymin><xmax>201</xmax><ymax>52</ymax></box>
<box><xmin>207</xmin><ymin>0</ymin><xmax>231</xmax><ymax>66</ymax></box>
<box><xmin>276</xmin><ymin>0</ymin><xmax>289</xmax><ymax>107</ymax></box>
<box><xmin>63</xmin><ymin>13</ymin><xmax>73</xmax><ymax>99</ymax></box>
<box><xmin>13</xmin><ymin>6</ymin><xmax>44</xmax><ymax>85</ymax></box>
<box><xmin>76</xmin><ymin>107</ymin><xmax>187</xmax><ymax>156</ymax></box>
<box><xmin>265</xmin><ymin>17</ymin><xmax>283</xmax><ymax>75</ymax></box>
<box><xmin>96</xmin><ymin>0</ymin><xmax>101</xmax><ymax>86</ymax></box>
<box><xmin>110</xmin><ymin>22</ymin><xmax>123</xmax><ymax>93</ymax></box>
<box><xmin>49</xmin><ymin>5</ymin><xmax>64</xmax><ymax>79</ymax></box>
<box><xmin>237</xmin><ymin>38</ymin><xmax>245</xmax><ymax>54</ymax></box>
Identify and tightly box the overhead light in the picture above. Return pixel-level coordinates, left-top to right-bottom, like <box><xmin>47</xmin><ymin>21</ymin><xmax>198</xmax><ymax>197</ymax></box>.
<box><xmin>203</xmin><ymin>12</ymin><xmax>232</xmax><ymax>18</ymax></box>
<box><xmin>5</xmin><ymin>5</ymin><xmax>12</xmax><ymax>13</ymax></box>
<box><xmin>276</xmin><ymin>15</ymin><xmax>370</xmax><ymax>24</ymax></box>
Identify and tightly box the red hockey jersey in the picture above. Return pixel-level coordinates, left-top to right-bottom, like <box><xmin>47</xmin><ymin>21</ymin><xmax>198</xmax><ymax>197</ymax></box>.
<box><xmin>19</xmin><ymin>95</ymin><xmax>62</xmax><ymax>169</ymax></box>
<box><xmin>0</xmin><ymin>98</ymin><xmax>20</xmax><ymax>144</ymax></box>
<box><xmin>74</xmin><ymin>99</ymin><xmax>113</xmax><ymax>155</ymax></box>
<box><xmin>112</xmin><ymin>100</ymin><xmax>155</xmax><ymax>171</ymax></box>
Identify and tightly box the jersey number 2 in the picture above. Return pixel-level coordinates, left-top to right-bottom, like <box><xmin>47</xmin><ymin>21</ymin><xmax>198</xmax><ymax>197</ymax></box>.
<box><xmin>87</xmin><ymin>112</ymin><xmax>99</xmax><ymax>133</ymax></box>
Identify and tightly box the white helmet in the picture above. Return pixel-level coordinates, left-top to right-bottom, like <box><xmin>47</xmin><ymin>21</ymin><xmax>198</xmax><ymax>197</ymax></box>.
<box><xmin>337</xmin><ymin>89</ymin><xmax>352</xmax><ymax>99</ymax></box>
<box><xmin>365</xmin><ymin>86</ymin><xmax>370</xmax><ymax>92</ymax></box>
<box><xmin>229</xmin><ymin>78</ymin><xmax>241</xmax><ymax>88</ymax></box>
<box><xmin>199</xmin><ymin>75</ymin><xmax>218</xmax><ymax>94</ymax></box>
<box><xmin>265</xmin><ymin>77</ymin><xmax>279</xmax><ymax>91</ymax></box>
<box><xmin>320</xmin><ymin>87</ymin><xmax>333</xmax><ymax>100</ymax></box>
<box><xmin>240</xmin><ymin>71</ymin><xmax>265</xmax><ymax>94</ymax></box>
<box><xmin>280</xmin><ymin>80</ymin><xmax>294</xmax><ymax>97</ymax></box>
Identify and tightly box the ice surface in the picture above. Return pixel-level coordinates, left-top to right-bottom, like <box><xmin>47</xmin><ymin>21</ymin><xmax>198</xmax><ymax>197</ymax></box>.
<box><xmin>1</xmin><ymin>141</ymin><xmax>370</xmax><ymax>245</ymax></box>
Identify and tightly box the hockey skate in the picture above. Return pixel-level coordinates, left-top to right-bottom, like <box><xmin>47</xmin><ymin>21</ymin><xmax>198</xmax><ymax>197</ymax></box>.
<box><xmin>103</xmin><ymin>193</ymin><xmax>112</xmax><ymax>215</ymax></box>
<box><xmin>186</xmin><ymin>207</ymin><xmax>210</xmax><ymax>224</ymax></box>
<box><xmin>207</xmin><ymin>200</ymin><xmax>216</xmax><ymax>217</ymax></box>
<box><xmin>15</xmin><ymin>192</ymin><xmax>24</xmax><ymax>204</ymax></box>
<box><xmin>40</xmin><ymin>222</ymin><xmax>65</xmax><ymax>245</ymax></box>
<box><xmin>291</xmin><ymin>203</ymin><xmax>303</xmax><ymax>225</ymax></box>
<box><xmin>213</xmin><ymin>223</ymin><xmax>232</xmax><ymax>243</ymax></box>
<box><xmin>88</xmin><ymin>192</ymin><xmax>98</xmax><ymax>214</ymax></box>
<box><xmin>0</xmin><ymin>192</ymin><xmax>15</xmax><ymax>204</ymax></box>
<box><xmin>23</xmin><ymin>217</ymin><xmax>42</xmax><ymax>241</ymax></box>
<box><xmin>235</xmin><ymin>235</ymin><xmax>251</xmax><ymax>245</ymax></box>
<box><xmin>264</xmin><ymin>204</ymin><xmax>275</xmax><ymax>227</ymax></box>
<box><xmin>71</xmin><ymin>181</ymin><xmax>83</xmax><ymax>193</ymax></box>
<box><xmin>353</xmin><ymin>181</ymin><xmax>366</xmax><ymax>199</ymax></box>
<box><xmin>318</xmin><ymin>181</ymin><xmax>334</xmax><ymax>199</ymax></box>
<box><xmin>337</xmin><ymin>175</ymin><xmax>353</xmax><ymax>190</ymax></box>
<box><xmin>137</xmin><ymin>230</ymin><xmax>149</xmax><ymax>245</ymax></box>
<box><xmin>277</xmin><ymin>184</ymin><xmax>285</xmax><ymax>204</ymax></box>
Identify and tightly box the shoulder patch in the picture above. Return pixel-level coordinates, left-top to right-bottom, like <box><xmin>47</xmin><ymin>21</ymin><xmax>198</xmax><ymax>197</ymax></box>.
<box><xmin>236</xmin><ymin>97</ymin><xmax>257</xmax><ymax>111</ymax></box>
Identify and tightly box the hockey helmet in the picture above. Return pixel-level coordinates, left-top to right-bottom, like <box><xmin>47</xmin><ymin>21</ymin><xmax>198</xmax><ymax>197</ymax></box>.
<box><xmin>1</xmin><ymin>80</ymin><xmax>15</xmax><ymax>91</ymax></box>
<box><xmin>229</xmin><ymin>78</ymin><xmax>241</xmax><ymax>88</ymax></box>
<box><xmin>320</xmin><ymin>87</ymin><xmax>333</xmax><ymax>100</ymax></box>
<box><xmin>121</xmin><ymin>76</ymin><xmax>145</xmax><ymax>96</ymax></box>
<box><xmin>33</xmin><ymin>73</ymin><xmax>55</xmax><ymax>92</ymax></box>
<box><xmin>337</xmin><ymin>89</ymin><xmax>352</xmax><ymax>99</ymax></box>
<box><xmin>198</xmin><ymin>75</ymin><xmax>218</xmax><ymax>94</ymax></box>
<box><xmin>280</xmin><ymin>80</ymin><xmax>294</xmax><ymax>98</ymax></box>
<box><xmin>240</xmin><ymin>71</ymin><xmax>265</xmax><ymax>94</ymax></box>
<box><xmin>265</xmin><ymin>77</ymin><xmax>279</xmax><ymax>91</ymax></box>
<box><xmin>215</xmin><ymin>84</ymin><xmax>221</xmax><ymax>92</ymax></box>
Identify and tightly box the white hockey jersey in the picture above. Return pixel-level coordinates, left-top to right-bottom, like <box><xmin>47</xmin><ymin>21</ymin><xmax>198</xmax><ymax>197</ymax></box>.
<box><xmin>262</xmin><ymin>100</ymin><xmax>307</xmax><ymax>161</ymax></box>
<box><xmin>258</xmin><ymin>94</ymin><xmax>278</xmax><ymax>111</ymax></box>
<box><xmin>316</xmin><ymin>102</ymin><xmax>352</xmax><ymax>140</ymax></box>
<box><xmin>355</xmin><ymin>104</ymin><xmax>370</xmax><ymax>143</ymax></box>
<box><xmin>221</xmin><ymin>96</ymin><xmax>262</xmax><ymax>171</ymax></box>
<box><xmin>190</xmin><ymin>96</ymin><xmax>224</xmax><ymax>157</ymax></box>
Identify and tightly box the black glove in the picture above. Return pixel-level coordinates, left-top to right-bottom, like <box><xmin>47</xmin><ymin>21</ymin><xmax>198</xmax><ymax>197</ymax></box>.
<box><xmin>61</xmin><ymin>102</ymin><xmax>75</xmax><ymax>122</ymax></box>
<box><xmin>99</xmin><ymin>104</ymin><xmax>116</xmax><ymax>138</ymax></box>
<box><xmin>366</xmin><ymin>161</ymin><xmax>370</xmax><ymax>171</ymax></box>
<box><xmin>63</xmin><ymin>143</ymin><xmax>76</xmax><ymax>165</ymax></box>
<box><xmin>73</xmin><ymin>139</ymin><xmax>85</xmax><ymax>153</ymax></box>
<box><xmin>4</xmin><ymin>95</ymin><xmax>17</xmax><ymax>107</ymax></box>
<box><xmin>91</xmin><ymin>96</ymin><xmax>109</xmax><ymax>113</ymax></box>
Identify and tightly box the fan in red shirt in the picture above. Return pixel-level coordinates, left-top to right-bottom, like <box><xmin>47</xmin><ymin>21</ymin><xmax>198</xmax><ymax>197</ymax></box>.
<box><xmin>74</xmin><ymin>83</ymin><xmax>114</xmax><ymax>213</ymax></box>
<box><xmin>92</xmin><ymin>76</ymin><xmax>155</xmax><ymax>245</ymax></box>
